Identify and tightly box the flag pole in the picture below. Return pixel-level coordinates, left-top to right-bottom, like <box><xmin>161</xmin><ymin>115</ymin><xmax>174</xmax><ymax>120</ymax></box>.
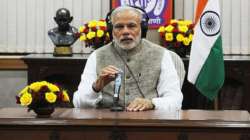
<box><xmin>214</xmin><ymin>97</ymin><xmax>219</xmax><ymax>110</ymax></box>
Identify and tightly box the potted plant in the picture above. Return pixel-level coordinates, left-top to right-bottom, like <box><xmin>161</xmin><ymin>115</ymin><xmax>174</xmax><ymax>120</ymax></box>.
<box><xmin>158</xmin><ymin>19</ymin><xmax>194</xmax><ymax>57</ymax></box>
<box><xmin>16</xmin><ymin>81</ymin><xmax>70</xmax><ymax>118</ymax></box>
<box><xmin>79</xmin><ymin>19</ymin><xmax>111</xmax><ymax>50</ymax></box>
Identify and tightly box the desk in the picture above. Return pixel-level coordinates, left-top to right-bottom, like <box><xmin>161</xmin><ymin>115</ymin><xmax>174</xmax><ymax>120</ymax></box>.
<box><xmin>0</xmin><ymin>55</ymin><xmax>27</xmax><ymax>70</ymax></box>
<box><xmin>0</xmin><ymin>108</ymin><xmax>249</xmax><ymax>140</ymax></box>
<box><xmin>23</xmin><ymin>54</ymin><xmax>250</xmax><ymax>111</ymax></box>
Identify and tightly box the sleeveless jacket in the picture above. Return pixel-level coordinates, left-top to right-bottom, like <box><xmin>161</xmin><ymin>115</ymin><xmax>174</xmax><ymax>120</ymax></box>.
<box><xmin>95</xmin><ymin>39</ymin><xmax>165</xmax><ymax>108</ymax></box>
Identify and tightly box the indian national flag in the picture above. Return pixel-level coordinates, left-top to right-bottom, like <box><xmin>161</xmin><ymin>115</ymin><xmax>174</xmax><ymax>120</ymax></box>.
<box><xmin>187</xmin><ymin>0</ymin><xmax>225</xmax><ymax>100</ymax></box>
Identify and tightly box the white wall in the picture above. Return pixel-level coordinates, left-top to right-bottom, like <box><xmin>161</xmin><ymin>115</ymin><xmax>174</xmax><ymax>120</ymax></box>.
<box><xmin>0</xmin><ymin>0</ymin><xmax>110</xmax><ymax>53</ymax></box>
<box><xmin>1</xmin><ymin>0</ymin><xmax>249</xmax><ymax>54</ymax></box>
<box><xmin>175</xmin><ymin>0</ymin><xmax>250</xmax><ymax>54</ymax></box>
<box><xmin>0</xmin><ymin>71</ymin><xmax>27</xmax><ymax>107</ymax></box>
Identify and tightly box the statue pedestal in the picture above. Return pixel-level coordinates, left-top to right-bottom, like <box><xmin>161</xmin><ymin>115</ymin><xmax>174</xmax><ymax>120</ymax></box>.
<box><xmin>53</xmin><ymin>46</ymin><xmax>72</xmax><ymax>57</ymax></box>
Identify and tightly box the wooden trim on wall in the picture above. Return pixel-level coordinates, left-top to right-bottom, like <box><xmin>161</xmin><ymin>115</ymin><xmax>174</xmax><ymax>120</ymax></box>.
<box><xmin>0</xmin><ymin>56</ymin><xmax>27</xmax><ymax>70</ymax></box>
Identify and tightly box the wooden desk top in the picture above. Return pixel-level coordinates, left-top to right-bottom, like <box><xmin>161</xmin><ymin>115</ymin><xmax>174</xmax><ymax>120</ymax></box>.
<box><xmin>22</xmin><ymin>53</ymin><xmax>89</xmax><ymax>60</ymax></box>
<box><xmin>0</xmin><ymin>108</ymin><xmax>249</xmax><ymax>128</ymax></box>
<box><xmin>22</xmin><ymin>54</ymin><xmax>250</xmax><ymax>61</ymax></box>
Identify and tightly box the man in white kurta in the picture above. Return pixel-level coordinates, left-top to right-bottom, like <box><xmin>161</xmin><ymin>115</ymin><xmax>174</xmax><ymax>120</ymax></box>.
<box><xmin>73</xmin><ymin>6</ymin><xmax>183</xmax><ymax>112</ymax></box>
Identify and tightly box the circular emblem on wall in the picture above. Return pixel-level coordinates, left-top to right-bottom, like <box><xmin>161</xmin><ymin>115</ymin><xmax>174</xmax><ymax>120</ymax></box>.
<box><xmin>121</xmin><ymin>0</ymin><xmax>165</xmax><ymax>16</ymax></box>
<box><xmin>200</xmin><ymin>11</ymin><xmax>221</xmax><ymax>36</ymax></box>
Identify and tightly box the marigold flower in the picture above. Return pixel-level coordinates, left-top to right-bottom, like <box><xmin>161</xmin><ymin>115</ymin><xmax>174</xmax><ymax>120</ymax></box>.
<box><xmin>178</xmin><ymin>25</ymin><xmax>188</xmax><ymax>33</ymax></box>
<box><xmin>45</xmin><ymin>92</ymin><xmax>57</xmax><ymax>103</ymax></box>
<box><xmin>189</xmin><ymin>34</ymin><xmax>193</xmax><ymax>40</ymax></box>
<box><xmin>97</xmin><ymin>30</ymin><xmax>104</xmax><ymax>38</ymax></box>
<box><xmin>62</xmin><ymin>90</ymin><xmax>70</xmax><ymax>102</ymax></box>
<box><xmin>20</xmin><ymin>93</ymin><xmax>32</xmax><ymax>106</ymax></box>
<box><xmin>87</xmin><ymin>31</ymin><xmax>96</xmax><ymax>40</ymax></box>
<box><xmin>165</xmin><ymin>25</ymin><xmax>174</xmax><ymax>32</ymax></box>
<box><xmin>178</xmin><ymin>20</ymin><xmax>189</xmax><ymax>26</ymax></box>
<box><xmin>40</xmin><ymin>81</ymin><xmax>48</xmax><ymax>86</ymax></box>
<box><xmin>29</xmin><ymin>81</ymin><xmax>42</xmax><ymax>92</ymax></box>
<box><xmin>183</xmin><ymin>37</ymin><xmax>191</xmax><ymax>46</ymax></box>
<box><xmin>80</xmin><ymin>35</ymin><xmax>87</xmax><ymax>41</ymax></box>
<box><xmin>97</xmin><ymin>21</ymin><xmax>106</xmax><ymax>27</ymax></box>
<box><xmin>165</xmin><ymin>33</ymin><xmax>173</xmax><ymax>41</ymax></box>
<box><xmin>176</xmin><ymin>34</ymin><xmax>184</xmax><ymax>42</ymax></box>
<box><xmin>88</xmin><ymin>20</ymin><xmax>97</xmax><ymax>28</ymax></box>
<box><xmin>183</xmin><ymin>20</ymin><xmax>192</xmax><ymax>25</ymax></box>
<box><xmin>158</xmin><ymin>26</ymin><xmax>165</xmax><ymax>33</ymax></box>
<box><xmin>106</xmin><ymin>32</ymin><xmax>110</xmax><ymax>37</ymax></box>
<box><xmin>47</xmin><ymin>83</ymin><xmax>60</xmax><ymax>92</ymax></box>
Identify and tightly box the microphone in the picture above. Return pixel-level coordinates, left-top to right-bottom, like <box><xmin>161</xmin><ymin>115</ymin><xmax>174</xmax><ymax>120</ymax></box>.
<box><xmin>110</xmin><ymin>70</ymin><xmax>124</xmax><ymax>112</ymax></box>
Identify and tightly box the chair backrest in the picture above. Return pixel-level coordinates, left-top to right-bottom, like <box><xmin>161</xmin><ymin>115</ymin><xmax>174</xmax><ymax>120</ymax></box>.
<box><xmin>168</xmin><ymin>50</ymin><xmax>186</xmax><ymax>88</ymax></box>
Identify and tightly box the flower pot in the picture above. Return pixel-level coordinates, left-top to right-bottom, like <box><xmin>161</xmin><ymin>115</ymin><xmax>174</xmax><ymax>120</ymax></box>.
<box><xmin>33</xmin><ymin>106</ymin><xmax>55</xmax><ymax>118</ymax></box>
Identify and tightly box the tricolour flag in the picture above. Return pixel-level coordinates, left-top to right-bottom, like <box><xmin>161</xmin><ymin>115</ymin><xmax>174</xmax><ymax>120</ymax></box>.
<box><xmin>187</xmin><ymin>0</ymin><xmax>225</xmax><ymax>100</ymax></box>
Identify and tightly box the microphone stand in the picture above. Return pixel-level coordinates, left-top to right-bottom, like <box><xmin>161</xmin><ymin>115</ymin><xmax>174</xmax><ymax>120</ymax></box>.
<box><xmin>110</xmin><ymin>71</ymin><xmax>124</xmax><ymax>112</ymax></box>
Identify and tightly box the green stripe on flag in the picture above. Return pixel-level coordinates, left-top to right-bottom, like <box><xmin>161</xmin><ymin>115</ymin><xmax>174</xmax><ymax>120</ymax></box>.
<box><xmin>195</xmin><ymin>36</ymin><xmax>225</xmax><ymax>100</ymax></box>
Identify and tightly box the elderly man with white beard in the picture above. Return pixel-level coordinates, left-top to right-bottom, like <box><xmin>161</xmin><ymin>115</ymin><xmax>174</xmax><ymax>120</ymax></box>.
<box><xmin>73</xmin><ymin>6</ymin><xmax>183</xmax><ymax>112</ymax></box>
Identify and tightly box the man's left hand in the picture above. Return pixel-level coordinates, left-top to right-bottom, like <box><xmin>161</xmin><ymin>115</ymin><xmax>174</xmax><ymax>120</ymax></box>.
<box><xmin>126</xmin><ymin>98</ymin><xmax>154</xmax><ymax>111</ymax></box>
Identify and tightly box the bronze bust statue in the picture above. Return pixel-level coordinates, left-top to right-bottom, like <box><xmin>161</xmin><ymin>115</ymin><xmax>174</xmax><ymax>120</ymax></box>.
<box><xmin>48</xmin><ymin>8</ymin><xmax>79</xmax><ymax>56</ymax></box>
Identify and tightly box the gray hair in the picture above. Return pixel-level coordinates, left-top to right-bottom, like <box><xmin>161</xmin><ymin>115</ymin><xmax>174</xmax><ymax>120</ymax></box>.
<box><xmin>110</xmin><ymin>6</ymin><xmax>143</xmax><ymax>23</ymax></box>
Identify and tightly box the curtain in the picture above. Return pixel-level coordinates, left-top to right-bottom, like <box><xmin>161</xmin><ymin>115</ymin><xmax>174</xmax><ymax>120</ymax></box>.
<box><xmin>0</xmin><ymin>0</ymin><xmax>110</xmax><ymax>53</ymax></box>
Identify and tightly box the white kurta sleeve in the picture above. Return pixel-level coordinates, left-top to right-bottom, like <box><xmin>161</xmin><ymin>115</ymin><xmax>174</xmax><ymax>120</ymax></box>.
<box><xmin>152</xmin><ymin>50</ymin><xmax>183</xmax><ymax>111</ymax></box>
<box><xmin>73</xmin><ymin>51</ymin><xmax>102</xmax><ymax>108</ymax></box>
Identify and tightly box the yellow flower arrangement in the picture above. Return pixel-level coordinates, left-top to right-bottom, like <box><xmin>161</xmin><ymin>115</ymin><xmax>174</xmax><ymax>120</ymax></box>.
<box><xmin>158</xmin><ymin>19</ymin><xmax>194</xmax><ymax>57</ymax></box>
<box><xmin>79</xmin><ymin>19</ymin><xmax>111</xmax><ymax>49</ymax></box>
<box><xmin>16</xmin><ymin>81</ymin><xmax>70</xmax><ymax>111</ymax></box>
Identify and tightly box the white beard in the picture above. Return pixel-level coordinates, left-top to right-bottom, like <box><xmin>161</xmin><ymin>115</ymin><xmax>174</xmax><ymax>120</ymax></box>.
<box><xmin>113</xmin><ymin>32</ymin><xmax>141</xmax><ymax>50</ymax></box>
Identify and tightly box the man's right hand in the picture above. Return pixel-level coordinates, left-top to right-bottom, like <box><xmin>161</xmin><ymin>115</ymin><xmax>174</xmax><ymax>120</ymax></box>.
<box><xmin>93</xmin><ymin>65</ymin><xmax>120</xmax><ymax>92</ymax></box>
